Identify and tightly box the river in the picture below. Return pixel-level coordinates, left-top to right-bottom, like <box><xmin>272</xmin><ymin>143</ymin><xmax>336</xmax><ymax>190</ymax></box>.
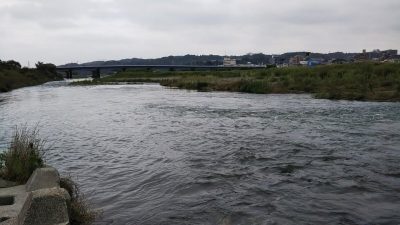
<box><xmin>1</xmin><ymin>81</ymin><xmax>400</xmax><ymax>225</ymax></box>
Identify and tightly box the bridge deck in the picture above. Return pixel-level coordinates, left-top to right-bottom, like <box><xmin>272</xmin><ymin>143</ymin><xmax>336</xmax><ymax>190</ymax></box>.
<box><xmin>56</xmin><ymin>65</ymin><xmax>266</xmax><ymax>71</ymax></box>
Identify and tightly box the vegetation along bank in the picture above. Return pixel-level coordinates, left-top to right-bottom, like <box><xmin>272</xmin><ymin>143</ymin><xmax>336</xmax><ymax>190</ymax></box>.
<box><xmin>73</xmin><ymin>62</ymin><xmax>400</xmax><ymax>102</ymax></box>
<box><xmin>0</xmin><ymin>60</ymin><xmax>62</xmax><ymax>92</ymax></box>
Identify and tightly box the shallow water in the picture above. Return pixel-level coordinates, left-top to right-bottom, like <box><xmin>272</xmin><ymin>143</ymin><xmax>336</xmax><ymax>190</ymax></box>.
<box><xmin>1</xmin><ymin>81</ymin><xmax>400</xmax><ymax>225</ymax></box>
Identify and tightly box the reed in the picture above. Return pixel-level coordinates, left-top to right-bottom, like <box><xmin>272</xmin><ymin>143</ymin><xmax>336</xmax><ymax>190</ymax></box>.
<box><xmin>0</xmin><ymin>126</ymin><xmax>46</xmax><ymax>183</ymax></box>
<box><xmin>60</xmin><ymin>176</ymin><xmax>100</xmax><ymax>225</ymax></box>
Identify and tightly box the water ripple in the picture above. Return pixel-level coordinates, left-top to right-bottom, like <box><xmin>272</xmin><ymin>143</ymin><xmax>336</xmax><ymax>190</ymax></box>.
<box><xmin>0</xmin><ymin>83</ymin><xmax>400</xmax><ymax>225</ymax></box>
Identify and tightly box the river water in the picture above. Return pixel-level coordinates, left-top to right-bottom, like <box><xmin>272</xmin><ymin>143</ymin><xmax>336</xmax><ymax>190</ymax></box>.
<box><xmin>0</xmin><ymin>81</ymin><xmax>400</xmax><ymax>225</ymax></box>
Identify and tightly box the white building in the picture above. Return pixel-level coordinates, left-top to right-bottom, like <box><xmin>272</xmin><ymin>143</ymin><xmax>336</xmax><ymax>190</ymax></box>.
<box><xmin>223</xmin><ymin>57</ymin><xmax>237</xmax><ymax>66</ymax></box>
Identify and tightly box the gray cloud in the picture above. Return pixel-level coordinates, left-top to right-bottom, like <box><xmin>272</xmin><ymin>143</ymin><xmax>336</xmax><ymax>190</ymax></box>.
<box><xmin>0</xmin><ymin>0</ymin><xmax>399</xmax><ymax>65</ymax></box>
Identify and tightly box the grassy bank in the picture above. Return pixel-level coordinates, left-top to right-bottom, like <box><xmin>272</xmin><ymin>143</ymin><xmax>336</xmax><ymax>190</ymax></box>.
<box><xmin>72</xmin><ymin>63</ymin><xmax>400</xmax><ymax>101</ymax></box>
<box><xmin>0</xmin><ymin>60</ymin><xmax>62</xmax><ymax>92</ymax></box>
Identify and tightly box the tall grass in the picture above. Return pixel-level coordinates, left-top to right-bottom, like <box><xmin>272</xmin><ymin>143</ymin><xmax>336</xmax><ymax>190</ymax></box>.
<box><xmin>60</xmin><ymin>176</ymin><xmax>100</xmax><ymax>225</ymax></box>
<box><xmin>71</xmin><ymin>62</ymin><xmax>400</xmax><ymax>101</ymax></box>
<box><xmin>0</xmin><ymin>126</ymin><xmax>46</xmax><ymax>183</ymax></box>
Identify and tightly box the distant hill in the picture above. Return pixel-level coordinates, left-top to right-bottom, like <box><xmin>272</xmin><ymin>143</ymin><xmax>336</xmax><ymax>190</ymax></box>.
<box><xmin>60</xmin><ymin>52</ymin><xmax>358</xmax><ymax>67</ymax></box>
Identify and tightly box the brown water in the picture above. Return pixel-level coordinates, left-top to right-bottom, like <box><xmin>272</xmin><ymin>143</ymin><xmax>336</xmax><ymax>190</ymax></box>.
<box><xmin>1</xmin><ymin>81</ymin><xmax>400</xmax><ymax>225</ymax></box>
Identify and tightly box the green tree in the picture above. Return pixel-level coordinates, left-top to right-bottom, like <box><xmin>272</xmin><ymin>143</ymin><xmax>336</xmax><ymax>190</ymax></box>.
<box><xmin>0</xmin><ymin>60</ymin><xmax>21</xmax><ymax>70</ymax></box>
<box><xmin>35</xmin><ymin>62</ymin><xmax>57</xmax><ymax>75</ymax></box>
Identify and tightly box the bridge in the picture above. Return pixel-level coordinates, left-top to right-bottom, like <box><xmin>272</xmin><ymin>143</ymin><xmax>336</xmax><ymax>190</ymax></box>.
<box><xmin>56</xmin><ymin>65</ymin><xmax>266</xmax><ymax>79</ymax></box>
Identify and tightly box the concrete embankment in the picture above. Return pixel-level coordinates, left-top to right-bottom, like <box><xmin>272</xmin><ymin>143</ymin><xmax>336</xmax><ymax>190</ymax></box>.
<box><xmin>0</xmin><ymin>167</ymin><xmax>70</xmax><ymax>225</ymax></box>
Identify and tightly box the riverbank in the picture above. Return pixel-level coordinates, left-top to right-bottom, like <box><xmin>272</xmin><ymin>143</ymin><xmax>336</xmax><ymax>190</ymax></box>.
<box><xmin>72</xmin><ymin>62</ymin><xmax>400</xmax><ymax>101</ymax></box>
<box><xmin>0</xmin><ymin>127</ymin><xmax>98</xmax><ymax>225</ymax></box>
<box><xmin>0</xmin><ymin>60</ymin><xmax>62</xmax><ymax>92</ymax></box>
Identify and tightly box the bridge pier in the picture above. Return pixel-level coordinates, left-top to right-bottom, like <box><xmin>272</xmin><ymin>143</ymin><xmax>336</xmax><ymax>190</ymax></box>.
<box><xmin>92</xmin><ymin>68</ymin><xmax>101</xmax><ymax>79</ymax></box>
<box><xmin>65</xmin><ymin>70</ymin><xmax>73</xmax><ymax>79</ymax></box>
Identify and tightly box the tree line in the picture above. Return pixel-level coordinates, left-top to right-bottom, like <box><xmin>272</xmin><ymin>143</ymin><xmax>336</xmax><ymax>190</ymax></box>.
<box><xmin>0</xmin><ymin>59</ymin><xmax>62</xmax><ymax>92</ymax></box>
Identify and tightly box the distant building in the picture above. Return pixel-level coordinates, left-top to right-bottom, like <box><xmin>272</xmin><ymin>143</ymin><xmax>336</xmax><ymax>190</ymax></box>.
<box><xmin>299</xmin><ymin>60</ymin><xmax>308</xmax><ymax>66</ymax></box>
<box><xmin>289</xmin><ymin>55</ymin><xmax>305</xmax><ymax>65</ymax></box>
<box><xmin>307</xmin><ymin>58</ymin><xmax>324</xmax><ymax>67</ymax></box>
<box><xmin>272</xmin><ymin>56</ymin><xmax>285</xmax><ymax>66</ymax></box>
<box><xmin>271</xmin><ymin>55</ymin><xmax>276</xmax><ymax>65</ymax></box>
<box><xmin>384</xmin><ymin>55</ymin><xmax>400</xmax><ymax>63</ymax></box>
<box><xmin>354</xmin><ymin>49</ymin><xmax>370</xmax><ymax>61</ymax></box>
<box><xmin>277</xmin><ymin>63</ymin><xmax>289</xmax><ymax>68</ymax></box>
<box><xmin>381</xmin><ymin>49</ymin><xmax>398</xmax><ymax>60</ymax></box>
<box><xmin>223</xmin><ymin>57</ymin><xmax>236</xmax><ymax>66</ymax></box>
<box><xmin>354</xmin><ymin>49</ymin><xmax>398</xmax><ymax>62</ymax></box>
<box><xmin>383</xmin><ymin>49</ymin><xmax>398</xmax><ymax>56</ymax></box>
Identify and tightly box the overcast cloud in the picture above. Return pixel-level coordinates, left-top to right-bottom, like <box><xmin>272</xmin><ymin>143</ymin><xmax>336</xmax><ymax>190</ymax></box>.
<box><xmin>0</xmin><ymin>0</ymin><xmax>399</xmax><ymax>65</ymax></box>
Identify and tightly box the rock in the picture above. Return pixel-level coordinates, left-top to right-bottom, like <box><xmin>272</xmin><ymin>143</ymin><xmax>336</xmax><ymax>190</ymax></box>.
<box><xmin>1</xmin><ymin>168</ymin><xmax>72</xmax><ymax>225</ymax></box>
<box><xmin>17</xmin><ymin>187</ymin><xmax>70</xmax><ymax>225</ymax></box>
<box><xmin>0</xmin><ymin>185</ymin><xmax>28</xmax><ymax>224</ymax></box>
<box><xmin>0</xmin><ymin>179</ymin><xmax>18</xmax><ymax>188</ymax></box>
<box><xmin>25</xmin><ymin>167</ymin><xmax>60</xmax><ymax>192</ymax></box>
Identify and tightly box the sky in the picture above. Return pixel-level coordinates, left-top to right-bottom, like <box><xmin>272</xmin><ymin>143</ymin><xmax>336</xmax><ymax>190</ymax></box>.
<box><xmin>0</xmin><ymin>0</ymin><xmax>399</xmax><ymax>66</ymax></box>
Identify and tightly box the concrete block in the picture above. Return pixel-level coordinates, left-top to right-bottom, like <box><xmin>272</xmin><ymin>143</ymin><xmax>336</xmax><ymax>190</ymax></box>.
<box><xmin>0</xmin><ymin>185</ymin><xmax>29</xmax><ymax>225</ymax></box>
<box><xmin>0</xmin><ymin>179</ymin><xmax>17</xmax><ymax>188</ymax></box>
<box><xmin>17</xmin><ymin>187</ymin><xmax>70</xmax><ymax>225</ymax></box>
<box><xmin>26</xmin><ymin>167</ymin><xmax>60</xmax><ymax>192</ymax></box>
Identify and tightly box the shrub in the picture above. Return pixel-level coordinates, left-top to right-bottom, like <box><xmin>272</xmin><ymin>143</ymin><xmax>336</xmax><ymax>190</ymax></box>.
<box><xmin>35</xmin><ymin>62</ymin><xmax>57</xmax><ymax>76</ymax></box>
<box><xmin>239</xmin><ymin>79</ymin><xmax>270</xmax><ymax>93</ymax></box>
<box><xmin>0</xmin><ymin>59</ymin><xmax>62</xmax><ymax>93</ymax></box>
<box><xmin>0</xmin><ymin>60</ymin><xmax>21</xmax><ymax>70</ymax></box>
<box><xmin>60</xmin><ymin>177</ymin><xmax>100</xmax><ymax>225</ymax></box>
<box><xmin>0</xmin><ymin>126</ymin><xmax>45</xmax><ymax>183</ymax></box>
<box><xmin>195</xmin><ymin>81</ymin><xmax>209</xmax><ymax>91</ymax></box>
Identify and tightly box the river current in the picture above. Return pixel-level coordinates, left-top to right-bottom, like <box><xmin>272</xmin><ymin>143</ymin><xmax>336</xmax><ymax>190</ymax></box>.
<box><xmin>0</xmin><ymin>81</ymin><xmax>399</xmax><ymax>225</ymax></box>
